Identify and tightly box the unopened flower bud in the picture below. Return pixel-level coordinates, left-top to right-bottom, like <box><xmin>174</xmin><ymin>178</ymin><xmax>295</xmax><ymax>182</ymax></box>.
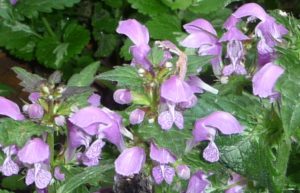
<box><xmin>113</xmin><ymin>89</ymin><xmax>132</xmax><ymax>105</ymax></box>
<box><xmin>138</xmin><ymin>68</ymin><xmax>145</xmax><ymax>77</ymax></box>
<box><xmin>54</xmin><ymin>167</ymin><xmax>65</xmax><ymax>181</ymax></box>
<box><xmin>41</xmin><ymin>85</ymin><xmax>50</xmax><ymax>95</ymax></box>
<box><xmin>27</xmin><ymin>104</ymin><xmax>44</xmax><ymax>119</ymax></box>
<box><xmin>176</xmin><ymin>165</ymin><xmax>191</xmax><ymax>180</ymax></box>
<box><xmin>22</xmin><ymin>104</ymin><xmax>29</xmax><ymax>113</ymax></box>
<box><xmin>165</xmin><ymin>62</ymin><xmax>173</xmax><ymax>68</ymax></box>
<box><xmin>54</xmin><ymin>115</ymin><xmax>66</xmax><ymax>126</ymax></box>
<box><xmin>130</xmin><ymin>109</ymin><xmax>145</xmax><ymax>125</ymax></box>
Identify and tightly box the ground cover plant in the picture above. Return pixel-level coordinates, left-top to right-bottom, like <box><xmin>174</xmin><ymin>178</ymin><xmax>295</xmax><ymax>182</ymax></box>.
<box><xmin>0</xmin><ymin>0</ymin><xmax>300</xmax><ymax>193</ymax></box>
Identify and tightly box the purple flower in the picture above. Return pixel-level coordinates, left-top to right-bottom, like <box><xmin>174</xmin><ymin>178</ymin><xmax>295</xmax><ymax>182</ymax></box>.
<box><xmin>88</xmin><ymin>93</ymin><xmax>101</xmax><ymax>107</ymax></box>
<box><xmin>18</xmin><ymin>138</ymin><xmax>50</xmax><ymax>164</ymax></box>
<box><xmin>158</xmin><ymin>108</ymin><xmax>184</xmax><ymax>130</ymax></box>
<box><xmin>181</xmin><ymin>19</ymin><xmax>222</xmax><ymax>75</ymax></box>
<box><xmin>28</xmin><ymin>92</ymin><xmax>40</xmax><ymax>103</ymax></box>
<box><xmin>113</xmin><ymin>89</ymin><xmax>132</xmax><ymax>105</ymax></box>
<box><xmin>186</xmin><ymin>76</ymin><xmax>218</xmax><ymax>95</ymax></box>
<box><xmin>219</xmin><ymin>27</ymin><xmax>249</xmax><ymax>76</ymax></box>
<box><xmin>25</xmin><ymin>163</ymin><xmax>52</xmax><ymax>189</ymax></box>
<box><xmin>54</xmin><ymin>167</ymin><xmax>65</xmax><ymax>181</ymax></box>
<box><xmin>114</xmin><ymin>147</ymin><xmax>146</xmax><ymax>176</ymax></box>
<box><xmin>129</xmin><ymin>109</ymin><xmax>145</xmax><ymax>125</ymax></box>
<box><xmin>10</xmin><ymin>0</ymin><xmax>18</xmax><ymax>5</ymax></box>
<box><xmin>252</xmin><ymin>62</ymin><xmax>284</xmax><ymax>98</ymax></box>
<box><xmin>160</xmin><ymin>75</ymin><xmax>194</xmax><ymax>104</ymax></box>
<box><xmin>192</xmin><ymin>111</ymin><xmax>243</xmax><ymax>162</ymax></box>
<box><xmin>0</xmin><ymin>145</ymin><xmax>19</xmax><ymax>176</ymax></box>
<box><xmin>186</xmin><ymin>171</ymin><xmax>210</xmax><ymax>193</ymax></box>
<box><xmin>225</xmin><ymin>173</ymin><xmax>247</xmax><ymax>193</ymax></box>
<box><xmin>27</xmin><ymin>103</ymin><xmax>44</xmax><ymax>119</ymax></box>
<box><xmin>0</xmin><ymin>96</ymin><xmax>25</xmax><ymax>120</ymax></box>
<box><xmin>152</xmin><ymin>164</ymin><xmax>175</xmax><ymax>184</ymax></box>
<box><xmin>149</xmin><ymin>143</ymin><xmax>176</xmax><ymax>164</ymax></box>
<box><xmin>176</xmin><ymin>164</ymin><xmax>191</xmax><ymax>180</ymax></box>
<box><xmin>79</xmin><ymin>138</ymin><xmax>106</xmax><ymax>167</ymax></box>
<box><xmin>116</xmin><ymin>19</ymin><xmax>151</xmax><ymax>70</ymax></box>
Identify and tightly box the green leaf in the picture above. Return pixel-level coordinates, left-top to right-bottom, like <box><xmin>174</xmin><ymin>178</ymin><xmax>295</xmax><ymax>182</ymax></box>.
<box><xmin>94</xmin><ymin>33</ymin><xmax>118</xmax><ymax>57</ymax></box>
<box><xmin>57</xmin><ymin>164</ymin><xmax>114</xmax><ymax>193</ymax></box>
<box><xmin>138</xmin><ymin>123</ymin><xmax>191</xmax><ymax>157</ymax></box>
<box><xmin>12</xmin><ymin>67</ymin><xmax>45</xmax><ymax>93</ymax></box>
<box><xmin>67</xmin><ymin>62</ymin><xmax>100</xmax><ymax>87</ymax></box>
<box><xmin>186</xmin><ymin>55</ymin><xmax>211</xmax><ymax>76</ymax></box>
<box><xmin>14</xmin><ymin>0</ymin><xmax>80</xmax><ymax>18</ymax></box>
<box><xmin>0</xmin><ymin>118</ymin><xmax>51</xmax><ymax>147</ymax></box>
<box><xmin>0</xmin><ymin>190</ymin><xmax>14</xmax><ymax>193</ymax></box>
<box><xmin>0</xmin><ymin>23</ymin><xmax>38</xmax><ymax>60</ymax></box>
<box><xmin>184</xmin><ymin>92</ymin><xmax>289</xmax><ymax>192</ymax></box>
<box><xmin>146</xmin><ymin>14</ymin><xmax>181</xmax><ymax>42</ymax></box>
<box><xmin>127</xmin><ymin>0</ymin><xmax>170</xmax><ymax>16</ymax></box>
<box><xmin>36</xmin><ymin>23</ymin><xmax>90</xmax><ymax>69</ymax></box>
<box><xmin>0</xmin><ymin>84</ymin><xmax>14</xmax><ymax>96</ymax></box>
<box><xmin>96</xmin><ymin>65</ymin><xmax>144</xmax><ymax>90</ymax></box>
<box><xmin>1</xmin><ymin>175</ymin><xmax>27</xmax><ymax>191</ymax></box>
<box><xmin>161</xmin><ymin>0</ymin><xmax>193</xmax><ymax>10</ymax></box>
<box><xmin>148</xmin><ymin>46</ymin><xmax>164</xmax><ymax>67</ymax></box>
<box><xmin>120</xmin><ymin>39</ymin><xmax>132</xmax><ymax>61</ymax></box>
<box><xmin>57</xmin><ymin>91</ymin><xmax>91</xmax><ymax>116</ymax></box>
<box><xmin>189</xmin><ymin>0</ymin><xmax>241</xmax><ymax>14</ymax></box>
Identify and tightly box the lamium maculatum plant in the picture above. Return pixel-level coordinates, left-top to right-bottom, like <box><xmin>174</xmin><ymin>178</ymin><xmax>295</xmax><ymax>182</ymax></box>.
<box><xmin>0</xmin><ymin>1</ymin><xmax>300</xmax><ymax>193</ymax></box>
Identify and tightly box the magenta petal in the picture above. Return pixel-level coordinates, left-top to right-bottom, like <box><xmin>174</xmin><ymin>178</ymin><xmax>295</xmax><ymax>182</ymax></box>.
<box><xmin>27</xmin><ymin>104</ymin><xmax>44</xmax><ymax>119</ymax></box>
<box><xmin>193</xmin><ymin>120</ymin><xmax>217</xmax><ymax>143</ymax></box>
<box><xmin>113</xmin><ymin>89</ymin><xmax>132</xmax><ymax>105</ymax></box>
<box><xmin>116</xmin><ymin>19</ymin><xmax>149</xmax><ymax>46</ymax></box>
<box><xmin>176</xmin><ymin>164</ymin><xmax>191</xmax><ymax>180</ymax></box>
<box><xmin>225</xmin><ymin>173</ymin><xmax>246</xmax><ymax>193</ymax></box>
<box><xmin>152</xmin><ymin>165</ymin><xmax>164</xmax><ymax>184</ymax></box>
<box><xmin>34</xmin><ymin>165</ymin><xmax>52</xmax><ymax>189</ymax></box>
<box><xmin>69</xmin><ymin>106</ymin><xmax>111</xmax><ymax>132</ymax></box>
<box><xmin>54</xmin><ymin>115</ymin><xmax>66</xmax><ymax>126</ymax></box>
<box><xmin>10</xmin><ymin>0</ymin><xmax>18</xmax><ymax>5</ymax></box>
<box><xmin>186</xmin><ymin>171</ymin><xmax>210</xmax><ymax>193</ymax></box>
<box><xmin>54</xmin><ymin>167</ymin><xmax>65</xmax><ymax>181</ymax></box>
<box><xmin>17</xmin><ymin>138</ymin><xmax>50</xmax><ymax>164</ymax></box>
<box><xmin>198</xmin><ymin>111</ymin><xmax>243</xmax><ymax>135</ymax></box>
<box><xmin>219</xmin><ymin>27</ymin><xmax>249</xmax><ymax>42</ymax></box>
<box><xmin>129</xmin><ymin>109</ymin><xmax>145</xmax><ymax>125</ymax></box>
<box><xmin>224</xmin><ymin>16</ymin><xmax>240</xmax><ymax>30</ymax></box>
<box><xmin>158</xmin><ymin>111</ymin><xmax>174</xmax><ymax>130</ymax></box>
<box><xmin>203</xmin><ymin>141</ymin><xmax>220</xmax><ymax>162</ymax></box>
<box><xmin>161</xmin><ymin>75</ymin><xmax>194</xmax><ymax>103</ymax></box>
<box><xmin>180</xmin><ymin>33</ymin><xmax>217</xmax><ymax>48</ymax></box>
<box><xmin>232</xmin><ymin>3</ymin><xmax>268</xmax><ymax>21</ymax></box>
<box><xmin>130</xmin><ymin>44</ymin><xmax>152</xmax><ymax>70</ymax></box>
<box><xmin>252</xmin><ymin>62</ymin><xmax>284</xmax><ymax>98</ymax></box>
<box><xmin>85</xmin><ymin>139</ymin><xmax>105</xmax><ymax>159</ymax></box>
<box><xmin>88</xmin><ymin>93</ymin><xmax>101</xmax><ymax>107</ymax></box>
<box><xmin>115</xmin><ymin>147</ymin><xmax>146</xmax><ymax>176</ymax></box>
<box><xmin>150</xmin><ymin>143</ymin><xmax>176</xmax><ymax>164</ymax></box>
<box><xmin>0</xmin><ymin>96</ymin><xmax>24</xmax><ymax>120</ymax></box>
<box><xmin>1</xmin><ymin>157</ymin><xmax>19</xmax><ymax>176</ymax></box>
<box><xmin>25</xmin><ymin>168</ymin><xmax>35</xmax><ymax>186</ymax></box>
<box><xmin>183</xmin><ymin>19</ymin><xmax>217</xmax><ymax>36</ymax></box>
<box><xmin>174</xmin><ymin>111</ymin><xmax>184</xmax><ymax>129</ymax></box>
<box><xmin>29</xmin><ymin>92</ymin><xmax>40</xmax><ymax>103</ymax></box>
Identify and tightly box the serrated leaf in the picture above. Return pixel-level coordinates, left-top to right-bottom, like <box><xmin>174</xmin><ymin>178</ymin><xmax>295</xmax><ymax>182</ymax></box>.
<box><xmin>48</xmin><ymin>71</ymin><xmax>63</xmax><ymax>84</ymax></box>
<box><xmin>96</xmin><ymin>65</ymin><xmax>144</xmax><ymax>90</ymax></box>
<box><xmin>36</xmin><ymin>23</ymin><xmax>90</xmax><ymax>69</ymax></box>
<box><xmin>189</xmin><ymin>0</ymin><xmax>241</xmax><ymax>14</ymax></box>
<box><xmin>146</xmin><ymin>14</ymin><xmax>181</xmax><ymax>42</ymax></box>
<box><xmin>127</xmin><ymin>0</ymin><xmax>170</xmax><ymax>16</ymax></box>
<box><xmin>94</xmin><ymin>33</ymin><xmax>118</xmax><ymax>57</ymax></box>
<box><xmin>68</xmin><ymin>62</ymin><xmax>100</xmax><ymax>87</ymax></box>
<box><xmin>120</xmin><ymin>39</ymin><xmax>133</xmax><ymax>61</ymax></box>
<box><xmin>0</xmin><ymin>190</ymin><xmax>14</xmax><ymax>193</ymax></box>
<box><xmin>57</xmin><ymin>164</ymin><xmax>114</xmax><ymax>193</ymax></box>
<box><xmin>58</xmin><ymin>91</ymin><xmax>91</xmax><ymax>116</ymax></box>
<box><xmin>138</xmin><ymin>123</ymin><xmax>191</xmax><ymax>157</ymax></box>
<box><xmin>0</xmin><ymin>23</ymin><xmax>38</xmax><ymax>60</ymax></box>
<box><xmin>12</xmin><ymin>67</ymin><xmax>45</xmax><ymax>92</ymax></box>
<box><xmin>0</xmin><ymin>118</ymin><xmax>51</xmax><ymax>147</ymax></box>
<box><xmin>186</xmin><ymin>55</ymin><xmax>211</xmax><ymax>76</ymax></box>
<box><xmin>148</xmin><ymin>46</ymin><xmax>164</xmax><ymax>67</ymax></box>
<box><xmin>14</xmin><ymin>0</ymin><xmax>80</xmax><ymax>18</ymax></box>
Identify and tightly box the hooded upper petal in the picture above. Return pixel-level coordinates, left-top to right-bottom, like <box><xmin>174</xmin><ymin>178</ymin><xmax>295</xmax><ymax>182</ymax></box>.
<box><xmin>180</xmin><ymin>32</ymin><xmax>217</xmax><ymax>48</ymax></box>
<box><xmin>150</xmin><ymin>143</ymin><xmax>176</xmax><ymax>164</ymax></box>
<box><xmin>17</xmin><ymin>138</ymin><xmax>50</xmax><ymax>164</ymax></box>
<box><xmin>115</xmin><ymin>147</ymin><xmax>146</xmax><ymax>176</ymax></box>
<box><xmin>195</xmin><ymin>111</ymin><xmax>243</xmax><ymax>136</ymax></box>
<box><xmin>116</xmin><ymin>19</ymin><xmax>149</xmax><ymax>46</ymax></box>
<box><xmin>252</xmin><ymin>62</ymin><xmax>284</xmax><ymax>98</ymax></box>
<box><xmin>186</xmin><ymin>171</ymin><xmax>210</xmax><ymax>193</ymax></box>
<box><xmin>160</xmin><ymin>75</ymin><xmax>194</xmax><ymax>103</ymax></box>
<box><xmin>0</xmin><ymin>97</ymin><xmax>24</xmax><ymax>120</ymax></box>
<box><xmin>232</xmin><ymin>3</ymin><xmax>268</xmax><ymax>22</ymax></box>
<box><xmin>183</xmin><ymin>19</ymin><xmax>217</xmax><ymax>36</ymax></box>
<box><xmin>219</xmin><ymin>27</ymin><xmax>249</xmax><ymax>42</ymax></box>
<box><xmin>224</xmin><ymin>15</ymin><xmax>240</xmax><ymax>30</ymax></box>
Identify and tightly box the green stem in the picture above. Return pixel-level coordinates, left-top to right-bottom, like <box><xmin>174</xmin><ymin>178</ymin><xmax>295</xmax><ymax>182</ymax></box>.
<box><xmin>47</xmin><ymin>133</ymin><xmax>55</xmax><ymax>167</ymax></box>
<box><xmin>42</xmin><ymin>17</ymin><xmax>56</xmax><ymax>39</ymax></box>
